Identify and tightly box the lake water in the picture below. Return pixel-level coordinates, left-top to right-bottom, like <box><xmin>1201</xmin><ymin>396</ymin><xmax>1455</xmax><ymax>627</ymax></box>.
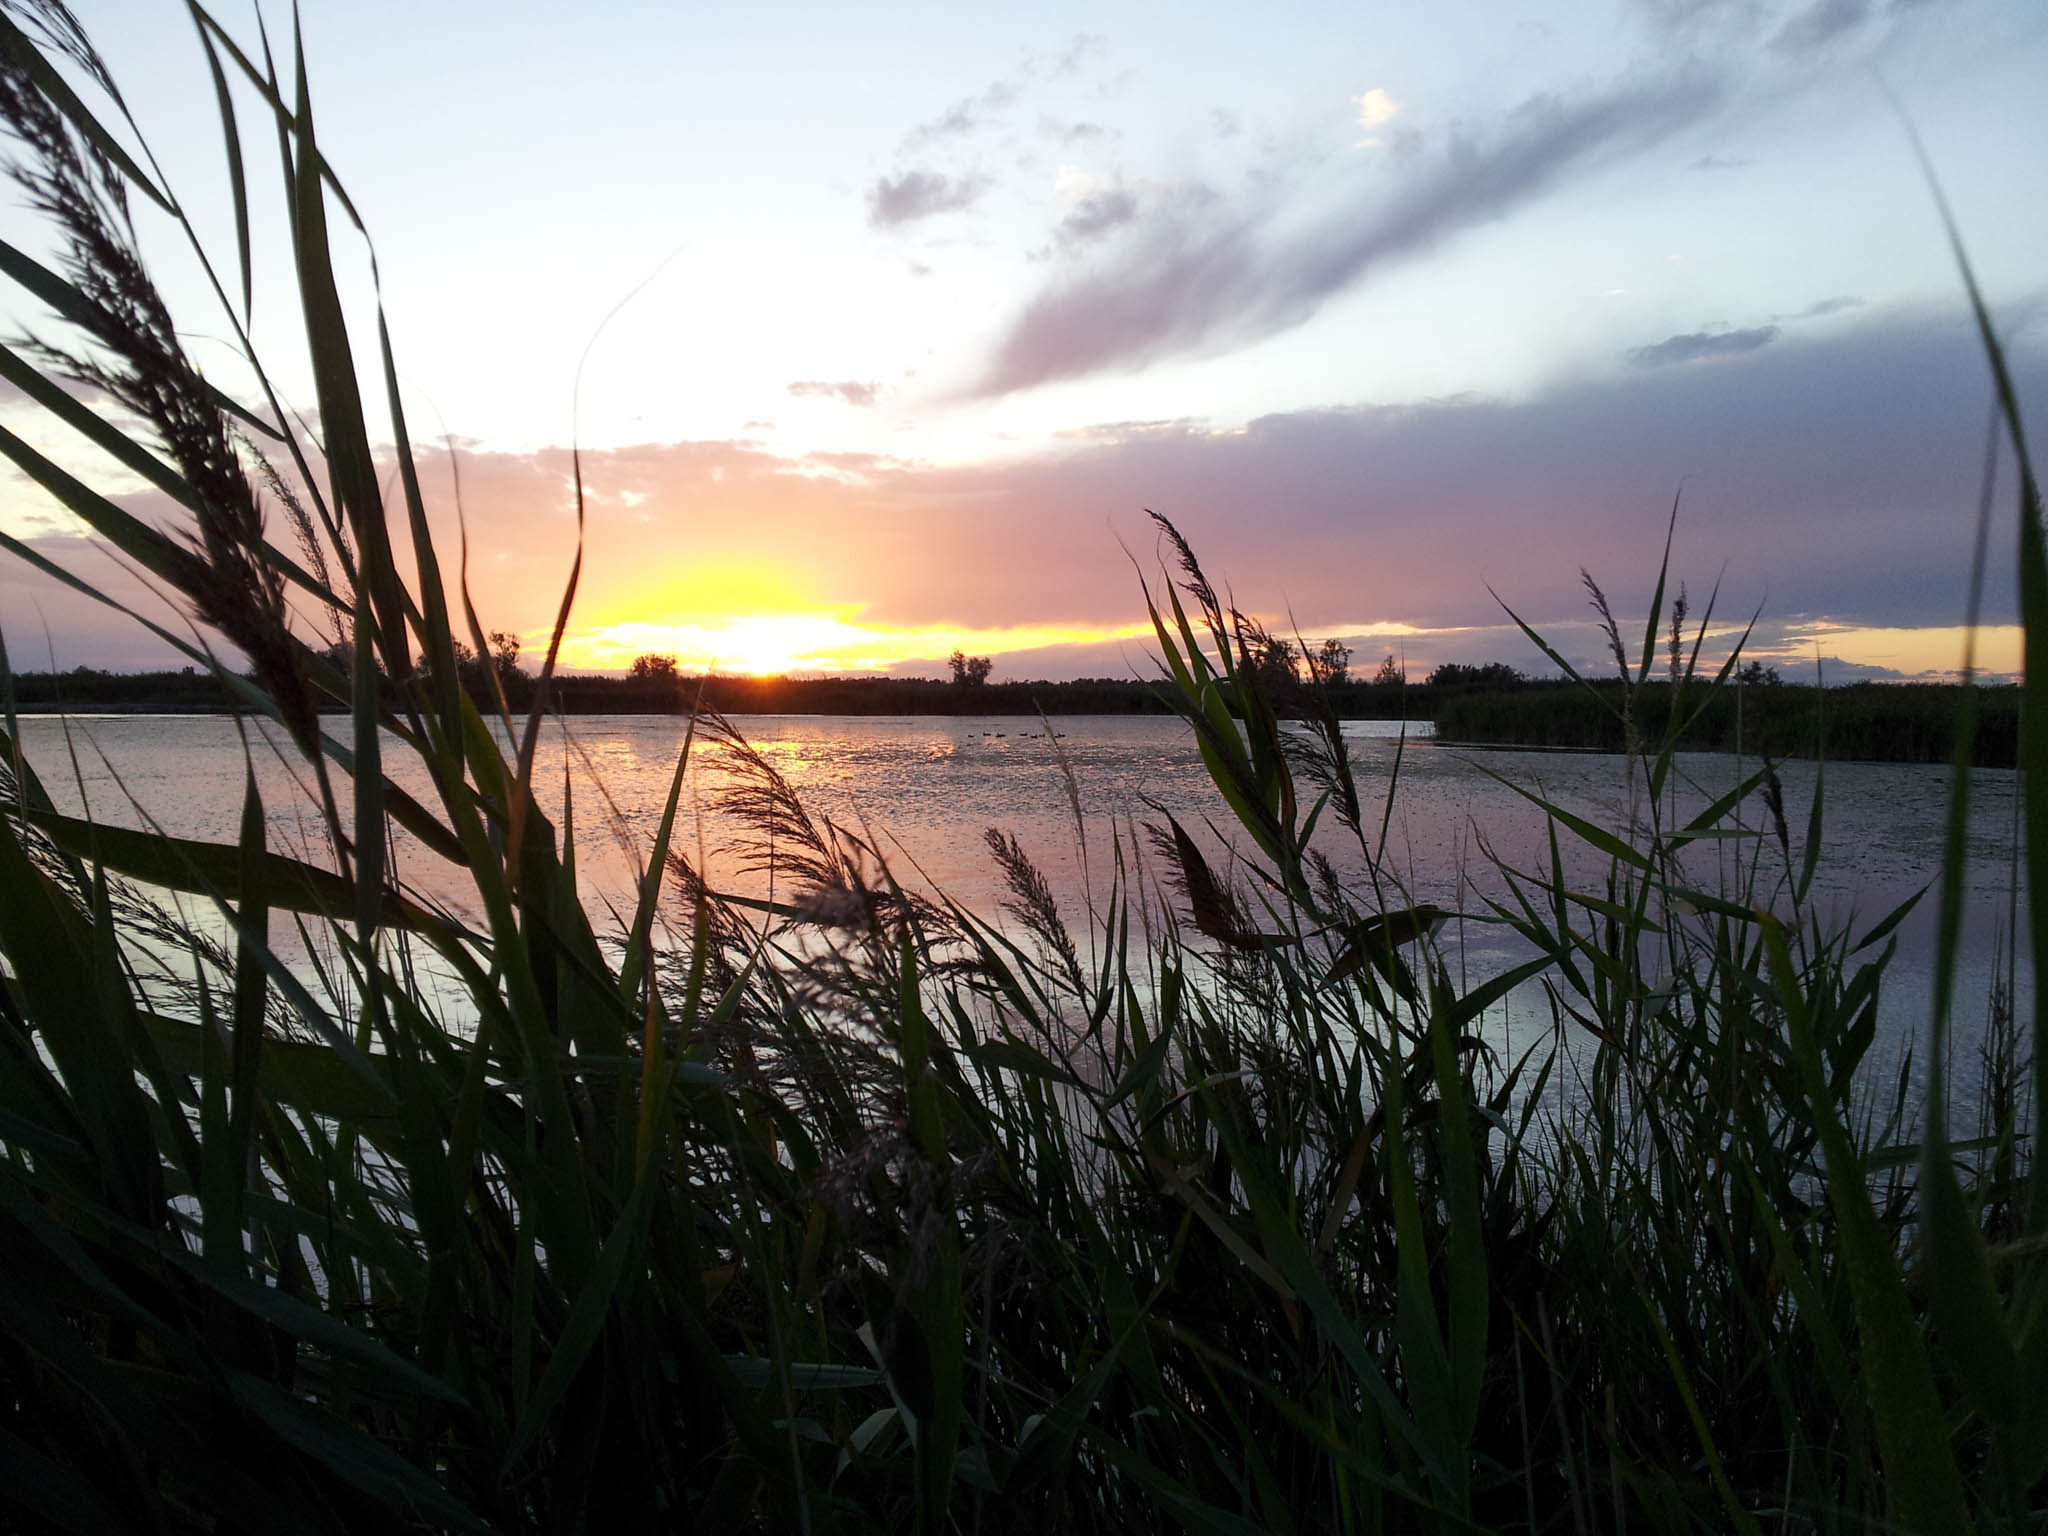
<box><xmin>13</xmin><ymin>712</ymin><xmax>2028</xmax><ymax>1080</ymax></box>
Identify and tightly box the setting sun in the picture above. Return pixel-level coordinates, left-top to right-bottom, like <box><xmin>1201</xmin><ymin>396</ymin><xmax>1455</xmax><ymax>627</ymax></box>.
<box><xmin>569</xmin><ymin>611</ymin><xmax>886</xmax><ymax>675</ymax></box>
<box><xmin>563</xmin><ymin>610</ymin><xmax>1156</xmax><ymax>676</ymax></box>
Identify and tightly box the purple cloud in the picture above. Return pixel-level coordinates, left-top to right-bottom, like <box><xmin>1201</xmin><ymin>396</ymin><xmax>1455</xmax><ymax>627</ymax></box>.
<box><xmin>1050</xmin><ymin>187</ymin><xmax>1139</xmax><ymax>254</ymax></box>
<box><xmin>866</xmin><ymin>169</ymin><xmax>990</xmax><ymax>228</ymax></box>
<box><xmin>1628</xmin><ymin>325</ymin><xmax>1779</xmax><ymax>367</ymax></box>
<box><xmin>968</xmin><ymin>76</ymin><xmax>1726</xmax><ymax>398</ymax></box>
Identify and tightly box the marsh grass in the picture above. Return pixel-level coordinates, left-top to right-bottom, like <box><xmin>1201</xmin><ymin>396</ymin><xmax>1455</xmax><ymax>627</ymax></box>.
<box><xmin>0</xmin><ymin>3</ymin><xmax>2042</xmax><ymax>1531</ymax></box>
<box><xmin>1435</xmin><ymin>677</ymin><xmax>2023</xmax><ymax>764</ymax></box>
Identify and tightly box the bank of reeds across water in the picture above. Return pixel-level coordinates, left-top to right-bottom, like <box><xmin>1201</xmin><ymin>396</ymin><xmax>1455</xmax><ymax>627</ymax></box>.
<box><xmin>1436</xmin><ymin>677</ymin><xmax>2023</xmax><ymax>765</ymax></box>
<box><xmin>0</xmin><ymin>4</ymin><xmax>2043</xmax><ymax>1531</ymax></box>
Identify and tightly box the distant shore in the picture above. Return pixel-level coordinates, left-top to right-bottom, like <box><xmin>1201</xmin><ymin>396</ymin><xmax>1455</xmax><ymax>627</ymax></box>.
<box><xmin>1433</xmin><ymin>677</ymin><xmax>2018</xmax><ymax>767</ymax></box>
<box><xmin>7</xmin><ymin>667</ymin><xmax>1404</xmax><ymax>720</ymax></box>
<box><xmin>7</xmin><ymin>668</ymin><xmax>2013</xmax><ymax>766</ymax></box>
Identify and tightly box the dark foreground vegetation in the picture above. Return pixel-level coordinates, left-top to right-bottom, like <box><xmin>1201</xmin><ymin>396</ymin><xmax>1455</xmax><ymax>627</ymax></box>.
<box><xmin>0</xmin><ymin>5</ymin><xmax>2043</xmax><ymax>1533</ymax></box>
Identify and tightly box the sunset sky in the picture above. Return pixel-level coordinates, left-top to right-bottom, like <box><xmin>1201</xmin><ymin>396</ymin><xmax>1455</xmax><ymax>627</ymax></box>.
<box><xmin>2</xmin><ymin>0</ymin><xmax>2045</xmax><ymax>681</ymax></box>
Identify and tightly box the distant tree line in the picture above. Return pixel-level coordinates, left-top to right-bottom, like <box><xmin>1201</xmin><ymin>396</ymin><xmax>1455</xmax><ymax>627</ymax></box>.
<box><xmin>1435</xmin><ymin>676</ymin><xmax>2018</xmax><ymax>766</ymax></box>
<box><xmin>551</xmin><ymin>670</ymin><xmax>1183</xmax><ymax>717</ymax></box>
<box><xmin>413</xmin><ymin>632</ymin><xmax>526</xmax><ymax>700</ymax></box>
<box><xmin>7</xmin><ymin>664</ymin><xmax>240</xmax><ymax>713</ymax></box>
<box><xmin>8</xmin><ymin>650</ymin><xmax>2007</xmax><ymax>764</ymax></box>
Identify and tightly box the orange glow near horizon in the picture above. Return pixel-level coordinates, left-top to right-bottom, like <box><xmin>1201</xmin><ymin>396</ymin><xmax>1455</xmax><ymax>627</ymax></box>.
<box><xmin>561</xmin><ymin>609</ymin><xmax>1159</xmax><ymax>676</ymax></box>
<box><xmin>1764</xmin><ymin>622</ymin><xmax>2024</xmax><ymax>681</ymax></box>
<box><xmin>543</xmin><ymin>601</ymin><xmax>2023</xmax><ymax>683</ymax></box>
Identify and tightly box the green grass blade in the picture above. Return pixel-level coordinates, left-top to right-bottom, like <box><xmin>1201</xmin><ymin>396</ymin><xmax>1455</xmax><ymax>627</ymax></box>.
<box><xmin>281</xmin><ymin>30</ymin><xmax>408</xmax><ymax>678</ymax></box>
<box><xmin>349</xmin><ymin>580</ymin><xmax>385</xmax><ymax>941</ymax></box>
<box><xmin>25</xmin><ymin>807</ymin><xmax>443</xmax><ymax>934</ymax></box>
<box><xmin>1426</xmin><ymin>980</ymin><xmax>1489</xmax><ymax>1450</ymax></box>
<box><xmin>1910</xmin><ymin>154</ymin><xmax>2048</xmax><ymax>1256</ymax></box>
<box><xmin>0</xmin><ymin>816</ymin><xmax>158</xmax><ymax>1221</ymax></box>
<box><xmin>619</xmin><ymin>715</ymin><xmax>696</xmax><ymax>1006</ymax></box>
<box><xmin>1761</xmin><ymin>914</ymin><xmax>1971</xmax><ymax>1531</ymax></box>
<box><xmin>221</xmin><ymin>766</ymin><xmax>268</xmax><ymax>1270</ymax></box>
<box><xmin>500</xmin><ymin>1148</ymin><xmax>659</xmax><ymax>1473</ymax></box>
<box><xmin>1634</xmin><ymin>490</ymin><xmax>1680</xmax><ymax>687</ymax></box>
<box><xmin>0</xmin><ymin>418</ymin><xmax>199</xmax><ymax>591</ymax></box>
<box><xmin>188</xmin><ymin>3</ymin><xmax>253</xmax><ymax>320</ymax></box>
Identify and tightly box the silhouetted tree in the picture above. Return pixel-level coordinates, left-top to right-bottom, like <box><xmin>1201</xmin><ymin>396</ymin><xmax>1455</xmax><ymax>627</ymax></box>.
<box><xmin>1427</xmin><ymin>661</ymin><xmax>1525</xmax><ymax>690</ymax></box>
<box><xmin>416</xmin><ymin>633</ymin><xmax>525</xmax><ymax>700</ymax></box>
<box><xmin>630</xmin><ymin>653</ymin><xmax>680</xmax><ymax>681</ymax></box>
<box><xmin>1309</xmin><ymin>637</ymin><xmax>1351</xmax><ymax>686</ymax></box>
<box><xmin>319</xmin><ymin>636</ymin><xmax>353</xmax><ymax>677</ymax></box>
<box><xmin>1737</xmin><ymin>659</ymin><xmax>1783</xmax><ymax>686</ymax></box>
<box><xmin>1234</xmin><ymin>617</ymin><xmax>1299</xmax><ymax>696</ymax></box>
<box><xmin>1373</xmin><ymin>652</ymin><xmax>1404</xmax><ymax>688</ymax></box>
<box><xmin>487</xmin><ymin>631</ymin><xmax>524</xmax><ymax>689</ymax></box>
<box><xmin>949</xmin><ymin>650</ymin><xmax>993</xmax><ymax>686</ymax></box>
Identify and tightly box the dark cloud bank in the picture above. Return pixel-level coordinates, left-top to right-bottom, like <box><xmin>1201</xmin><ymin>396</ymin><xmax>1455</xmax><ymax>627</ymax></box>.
<box><xmin>911</xmin><ymin>307</ymin><xmax>2046</xmax><ymax>646</ymax></box>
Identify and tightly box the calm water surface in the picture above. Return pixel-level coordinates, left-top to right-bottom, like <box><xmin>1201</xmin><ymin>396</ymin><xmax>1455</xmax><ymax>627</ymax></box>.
<box><xmin>18</xmin><ymin>713</ymin><xmax>2027</xmax><ymax>1071</ymax></box>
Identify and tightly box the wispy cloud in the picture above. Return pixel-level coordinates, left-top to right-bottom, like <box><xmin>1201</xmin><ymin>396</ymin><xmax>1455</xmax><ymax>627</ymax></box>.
<box><xmin>1052</xmin><ymin>416</ymin><xmax>1206</xmax><ymax>442</ymax></box>
<box><xmin>901</xmin><ymin>81</ymin><xmax>1017</xmax><ymax>151</ymax></box>
<box><xmin>1038</xmin><ymin>115</ymin><xmax>1115</xmax><ymax>145</ymax></box>
<box><xmin>870</xmin><ymin>37</ymin><xmax>1124</xmax><ymax>244</ymax></box>
<box><xmin>1773</xmin><ymin>295</ymin><xmax>1861</xmax><ymax>322</ymax></box>
<box><xmin>1628</xmin><ymin>324</ymin><xmax>1779</xmax><ymax>367</ymax></box>
<box><xmin>788</xmin><ymin>379</ymin><xmax>881</xmax><ymax>407</ymax></box>
<box><xmin>969</xmin><ymin>75</ymin><xmax>1725</xmax><ymax>397</ymax></box>
<box><xmin>1635</xmin><ymin>0</ymin><xmax>1891</xmax><ymax>55</ymax></box>
<box><xmin>1045</xmin><ymin>33</ymin><xmax>1107</xmax><ymax>78</ymax></box>
<box><xmin>1049</xmin><ymin>185</ymin><xmax>1139</xmax><ymax>254</ymax></box>
<box><xmin>866</xmin><ymin>169</ymin><xmax>989</xmax><ymax>228</ymax></box>
<box><xmin>1771</xmin><ymin>0</ymin><xmax>1872</xmax><ymax>54</ymax></box>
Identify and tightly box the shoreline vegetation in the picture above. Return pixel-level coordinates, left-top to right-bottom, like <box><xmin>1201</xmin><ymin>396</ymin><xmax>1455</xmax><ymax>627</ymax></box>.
<box><xmin>14</xmin><ymin>664</ymin><xmax>2020</xmax><ymax>765</ymax></box>
<box><xmin>0</xmin><ymin>4</ymin><xmax>2041</xmax><ymax>1532</ymax></box>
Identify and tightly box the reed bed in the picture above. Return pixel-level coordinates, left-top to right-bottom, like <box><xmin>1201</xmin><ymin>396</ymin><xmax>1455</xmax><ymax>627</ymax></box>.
<box><xmin>1436</xmin><ymin>678</ymin><xmax>2022</xmax><ymax>765</ymax></box>
<box><xmin>0</xmin><ymin>3</ymin><xmax>2042</xmax><ymax>1531</ymax></box>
